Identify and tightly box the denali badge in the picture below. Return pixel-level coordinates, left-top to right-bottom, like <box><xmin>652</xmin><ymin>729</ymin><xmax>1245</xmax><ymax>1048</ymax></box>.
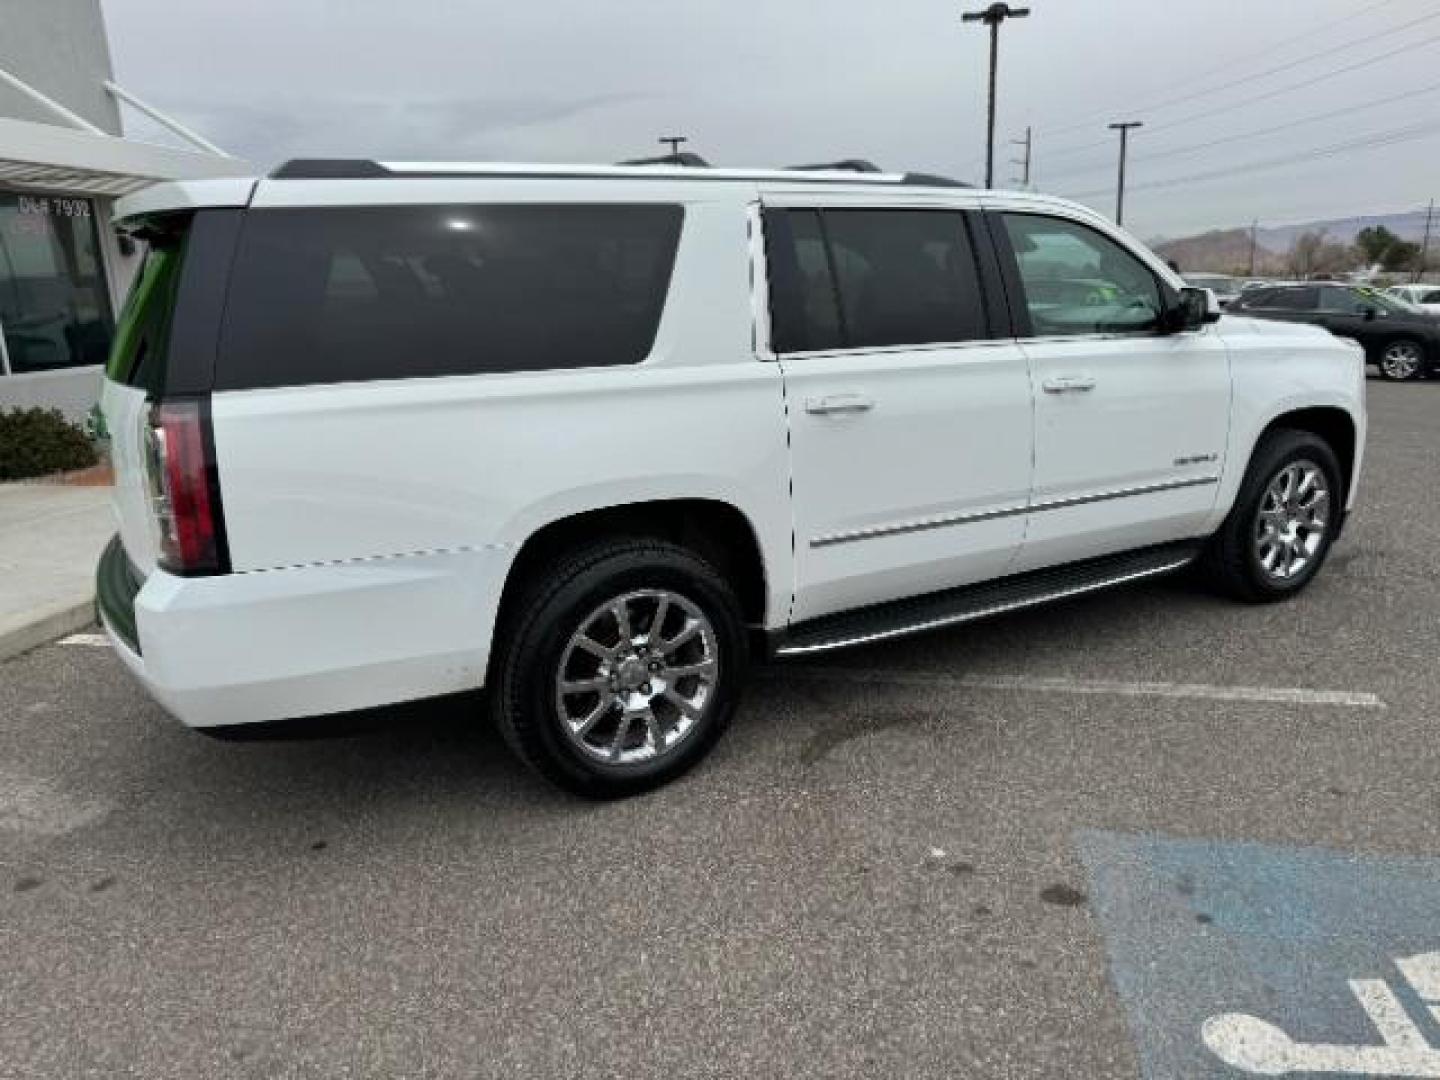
<box><xmin>1174</xmin><ymin>453</ymin><xmax>1220</xmax><ymax>467</ymax></box>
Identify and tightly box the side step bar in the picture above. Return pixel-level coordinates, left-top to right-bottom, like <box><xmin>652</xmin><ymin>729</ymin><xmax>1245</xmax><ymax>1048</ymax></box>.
<box><xmin>773</xmin><ymin>541</ymin><xmax>1203</xmax><ymax>658</ymax></box>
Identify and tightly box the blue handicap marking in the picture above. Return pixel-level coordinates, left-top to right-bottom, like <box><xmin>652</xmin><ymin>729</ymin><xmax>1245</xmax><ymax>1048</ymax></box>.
<box><xmin>1077</xmin><ymin>830</ymin><xmax>1440</xmax><ymax>1078</ymax></box>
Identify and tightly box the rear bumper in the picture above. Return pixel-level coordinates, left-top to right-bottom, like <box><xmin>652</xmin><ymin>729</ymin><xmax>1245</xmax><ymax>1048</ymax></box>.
<box><xmin>97</xmin><ymin>537</ymin><xmax>513</xmax><ymax>729</ymax></box>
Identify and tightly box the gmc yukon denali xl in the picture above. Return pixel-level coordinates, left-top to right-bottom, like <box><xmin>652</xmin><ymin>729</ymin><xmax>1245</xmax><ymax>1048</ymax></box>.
<box><xmin>96</xmin><ymin>160</ymin><xmax>1367</xmax><ymax>796</ymax></box>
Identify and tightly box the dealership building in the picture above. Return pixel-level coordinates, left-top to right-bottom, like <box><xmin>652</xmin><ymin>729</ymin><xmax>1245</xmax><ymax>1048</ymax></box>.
<box><xmin>0</xmin><ymin>0</ymin><xmax>245</xmax><ymax>420</ymax></box>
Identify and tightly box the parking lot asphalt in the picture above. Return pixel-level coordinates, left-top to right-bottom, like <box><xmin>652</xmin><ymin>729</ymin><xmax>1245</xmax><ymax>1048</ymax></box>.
<box><xmin>2</xmin><ymin>379</ymin><xmax>1438</xmax><ymax>1080</ymax></box>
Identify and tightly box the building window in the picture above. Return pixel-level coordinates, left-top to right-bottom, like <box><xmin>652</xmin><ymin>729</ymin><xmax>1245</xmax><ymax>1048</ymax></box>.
<box><xmin>0</xmin><ymin>193</ymin><xmax>113</xmax><ymax>375</ymax></box>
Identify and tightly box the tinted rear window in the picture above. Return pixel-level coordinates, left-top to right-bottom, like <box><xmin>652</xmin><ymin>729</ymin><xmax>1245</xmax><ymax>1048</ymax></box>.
<box><xmin>216</xmin><ymin>204</ymin><xmax>683</xmax><ymax>390</ymax></box>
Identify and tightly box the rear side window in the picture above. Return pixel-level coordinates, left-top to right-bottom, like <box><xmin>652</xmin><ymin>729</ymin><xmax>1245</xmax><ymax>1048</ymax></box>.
<box><xmin>216</xmin><ymin>204</ymin><xmax>682</xmax><ymax>390</ymax></box>
<box><xmin>1267</xmin><ymin>287</ymin><xmax>1319</xmax><ymax>311</ymax></box>
<box><xmin>765</xmin><ymin>208</ymin><xmax>987</xmax><ymax>353</ymax></box>
<box><xmin>105</xmin><ymin>219</ymin><xmax>188</xmax><ymax>394</ymax></box>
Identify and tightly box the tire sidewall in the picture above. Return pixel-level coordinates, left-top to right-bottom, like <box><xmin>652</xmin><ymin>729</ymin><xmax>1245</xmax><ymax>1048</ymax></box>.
<box><xmin>1233</xmin><ymin>434</ymin><xmax>1342</xmax><ymax>599</ymax></box>
<box><xmin>503</xmin><ymin>547</ymin><xmax>747</xmax><ymax>796</ymax></box>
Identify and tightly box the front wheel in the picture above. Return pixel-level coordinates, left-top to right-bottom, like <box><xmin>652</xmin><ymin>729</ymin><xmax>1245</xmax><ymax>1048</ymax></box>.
<box><xmin>1201</xmin><ymin>429</ymin><xmax>1342</xmax><ymax>602</ymax></box>
<box><xmin>1377</xmin><ymin>339</ymin><xmax>1426</xmax><ymax>381</ymax></box>
<box><xmin>489</xmin><ymin>539</ymin><xmax>748</xmax><ymax>798</ymax></box>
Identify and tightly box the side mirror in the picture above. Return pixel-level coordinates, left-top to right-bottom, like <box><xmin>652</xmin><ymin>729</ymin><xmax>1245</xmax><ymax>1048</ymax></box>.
<box><xmin>1361</xmin><ymin>305</ymin><xmax>1378</xmax><ymax>322</ymax></box>
<box><xmin>1168</xmin><ymin>286</ymin><xmax>1220</xmax><ymax>332</ymax></box>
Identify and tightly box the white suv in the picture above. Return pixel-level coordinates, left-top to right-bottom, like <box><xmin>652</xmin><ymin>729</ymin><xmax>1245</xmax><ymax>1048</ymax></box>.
<box><xmin>97</xmin><ymin>159</ymin><xmax>1366</xmax><ymax>796</ymax></box>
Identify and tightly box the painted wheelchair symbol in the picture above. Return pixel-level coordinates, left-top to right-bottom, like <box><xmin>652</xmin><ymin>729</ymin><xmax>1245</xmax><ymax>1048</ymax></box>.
<box><xmin>1204</xmin><ymin>952</ymin><xmax>1440</xmax><ymax>1077</ymax></box>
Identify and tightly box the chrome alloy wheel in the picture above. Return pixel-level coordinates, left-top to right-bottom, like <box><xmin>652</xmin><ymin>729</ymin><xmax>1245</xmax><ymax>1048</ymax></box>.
<box><xmin>554</xmin><ymin>589</ymin><xmax>719</xmax><ymax>765</ymax></box>
<box><xmin>1380</xmin><ymin>340</ymin><xmax>1423</xmax><ymax>380</ymax></box>
<box><xmin>1253</xmin><ymin>460</ymin><xmax>1331</xmax><ymax>581</ymax></box>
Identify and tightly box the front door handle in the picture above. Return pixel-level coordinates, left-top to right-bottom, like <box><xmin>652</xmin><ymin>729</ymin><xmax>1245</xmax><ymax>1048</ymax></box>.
<box><xmin>805</xmin><ymin>393</ymin><xmax>875</xmax><ymax>415</ymax></box>
<box><xmin>1042</xmin><ymin>375</ymin><xmax>1097</xmax><ymax>394</ymax></box>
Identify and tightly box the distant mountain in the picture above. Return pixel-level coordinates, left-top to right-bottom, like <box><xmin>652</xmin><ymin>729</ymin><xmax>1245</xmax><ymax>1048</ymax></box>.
<box><xmin>1256</xmin><ymin>209</ymin><xmax>1431</xmax><ymax>252</ymax></box>
<box><xmin>1151</xmin><ymin>208</ymin><xmax>1433</xmax><ymax>275</ymax></box>
<box><xmin>1151</xmin><ymin>228</ymin><xmax>1279</xmax><ymax>276</ymax></box>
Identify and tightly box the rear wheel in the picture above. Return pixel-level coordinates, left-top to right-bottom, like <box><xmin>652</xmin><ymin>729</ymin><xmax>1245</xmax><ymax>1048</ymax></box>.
<box><xmin>1377</xmin><ymin>339</ymin><xmax>1426</xmax><ymax>381</ymax></box>
<box><xmin>489</xmin><ymin>539</ymin><xmax>748</xmax><ymax>798</ymax></box>
<box><xmin>1201</xmin><ymin>429</ymin><xmax>1342</xmax><ymax>602</ymax></box>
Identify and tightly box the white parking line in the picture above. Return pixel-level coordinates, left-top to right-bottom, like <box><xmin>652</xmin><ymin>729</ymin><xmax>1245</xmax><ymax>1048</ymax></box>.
<box><xmin>57</xmin><ymin>633</ymin><xmax>110</xmax><ymax>647</ymax></box>
<box><xmin>775</xmin><ymin>666</ymin><xmax>1386</xmax><ymax>709</ymax></box>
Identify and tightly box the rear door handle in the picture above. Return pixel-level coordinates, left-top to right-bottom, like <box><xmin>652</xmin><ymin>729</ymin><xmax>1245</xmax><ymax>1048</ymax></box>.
<box><xmin>805</xmin><ymin>393</ymin><xmax>875</xmax><ymax>415</ymax></box>
<box><xmin>1042</xmin><ymin>375</ymin><xmax>1097</xmax><ymax>394</ymax></box>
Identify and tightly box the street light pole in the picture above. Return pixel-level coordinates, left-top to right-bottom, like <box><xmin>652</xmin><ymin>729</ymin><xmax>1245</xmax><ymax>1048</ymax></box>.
<box><xmin>962</xmin><ymin>3</ymin><xmax>1030</xmax><ymax>189</ymax></box>
<box><xmin>1108</xmin><ymin>120</ymin><xmax>1142</xmax><ymax>226</ymax></box>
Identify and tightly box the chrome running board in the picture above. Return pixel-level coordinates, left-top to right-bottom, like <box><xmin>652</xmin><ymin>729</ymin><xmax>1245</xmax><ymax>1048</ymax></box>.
<box><xmin>773</xmin><ymin>541</ymin><xmax>1202</xmax><ymax>658</ymax></box>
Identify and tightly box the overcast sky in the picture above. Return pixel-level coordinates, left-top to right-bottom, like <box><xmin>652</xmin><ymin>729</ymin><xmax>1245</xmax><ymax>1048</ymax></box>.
<box><xmin>101</xmin><ymin>0</ymin><xmax>1440</xmax><ymax>239</ymax></box>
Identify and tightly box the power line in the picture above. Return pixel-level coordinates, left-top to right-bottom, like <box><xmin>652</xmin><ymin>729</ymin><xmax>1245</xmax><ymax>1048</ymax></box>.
<box><xmin>1042</xmin><ymin>76</ymin><xmax>1440</xmax><ymax>181</ymax></box>
<box><xmin>1040</xmin><ymin>29</ymin><xmax>1440</xmax><ymax>166</ymax></box>
<box><xmin>1036</xmin><ymin>0</ymin><xmax>1418</xmax><ymax>142</ymax></box>
<box><xmin>1059</xmin><ymin>118</ymin><xmax>1440</xmax><ymax>201</ymax></box>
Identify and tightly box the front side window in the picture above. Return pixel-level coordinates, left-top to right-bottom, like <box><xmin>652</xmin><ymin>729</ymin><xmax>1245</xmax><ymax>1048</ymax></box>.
<box><xmin>765</xmin><ymin>207</ymin><xmax>987</xmax><ymax>353</ymax></box>
<box><xmin>1320</xmin><ymin>286</ymin><xmax>1367</xmax><ymax>314</ymax></box>
<box><xmin>0</xmin><ymin>194</ymin><xmax>113</xmax><ymax>374</ymax></box>
<box><xmin>217</xmin><ymin>203</ymin><xmax>682</xmax><ymax>390</ymax></box>
<box><xmin>1001</xmin><ymin>213</ymin><xmax>1163</xmax><ymax>336</ymax></box>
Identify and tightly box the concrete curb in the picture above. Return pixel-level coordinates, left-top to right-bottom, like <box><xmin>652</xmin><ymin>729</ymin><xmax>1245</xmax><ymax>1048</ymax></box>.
<box><xmin>0</xmin><ymin>601</ymin><xmax>96</xmax><ymax>663</ymax></box>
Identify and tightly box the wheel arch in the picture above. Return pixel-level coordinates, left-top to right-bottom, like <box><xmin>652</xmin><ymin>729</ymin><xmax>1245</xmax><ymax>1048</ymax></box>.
<box><xmin>494</xmin><ymin>498</ymin><xmax>770</xmax><ymax>638</ymax></box>
<box><xmin>1255</xmin><ymin>406</ymin><xmax>1357</xmax><ymax>502</ymax></box>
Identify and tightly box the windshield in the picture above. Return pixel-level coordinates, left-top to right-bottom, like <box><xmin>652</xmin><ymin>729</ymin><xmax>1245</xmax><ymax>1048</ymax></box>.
<box><xmin>1356</xmin><ymin>286</ymin><xmax>1421</xmax><ymax>315</ymax></box>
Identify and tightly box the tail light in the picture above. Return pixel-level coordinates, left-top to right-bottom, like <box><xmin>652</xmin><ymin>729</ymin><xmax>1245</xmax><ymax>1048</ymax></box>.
<box><xmin>143</xmin><ymin>399</ymin><xmax>228</xmax><ymax>576</ymax></box>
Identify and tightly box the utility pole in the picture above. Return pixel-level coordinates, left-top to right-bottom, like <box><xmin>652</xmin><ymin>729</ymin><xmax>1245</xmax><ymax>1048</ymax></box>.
<box><xmin>1416</xmin><ymin>198</ymin><xmax>1434</xmax><ymax>283</ymax></box>
<box><xmin>1108</xmin><ymin>120</ymin><xmax>1142</xmax><ymax>226</ymax></box>
<box><xmin>962</xmin><ymin>3</ymin><xmax>1031</xmax><ymax>189</ymax></box>
<box><xmin>1249</xmin><ymin>218</ymin><xmax>1258</xmax><ymax>277</ymax></box>
<box><xmin>658</xmin><ymin>135</ymin><xmax>688</xmax><ymax>159</ymax></box>
<box><xmin>1010</xmin><ymin>125</ymin><xmax>1032</xmax><ymax>187</ymax></box>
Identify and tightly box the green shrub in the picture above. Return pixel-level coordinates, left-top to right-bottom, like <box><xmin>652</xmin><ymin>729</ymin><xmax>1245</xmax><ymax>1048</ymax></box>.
<box><xmin>0</xmin><ymin>407</ymin><xmax>99</xmax><ymax>481</ymax></box>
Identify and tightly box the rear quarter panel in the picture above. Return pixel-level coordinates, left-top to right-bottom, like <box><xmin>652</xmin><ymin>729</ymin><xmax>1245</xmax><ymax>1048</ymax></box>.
<box><xmin>209</xmin><ymin>199</ymin><xmax>795</xmax><ymax>628</ymax></box>
<box><xmin>1207</xmin><ymin>316</ymin><xmax>1366</xmax><ymax>530</ymax></box>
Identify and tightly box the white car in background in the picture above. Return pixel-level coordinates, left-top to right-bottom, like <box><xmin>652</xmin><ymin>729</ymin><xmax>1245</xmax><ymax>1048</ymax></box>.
<box><xmin>1385</xmin><ymin>283</ymin><xmax>1440</xmax><ymax>315</ymax></box>
<box><xmin>1183</xmin><ymin>272</ymin><xmax>1242</xmax><ymax>308</ymax></box>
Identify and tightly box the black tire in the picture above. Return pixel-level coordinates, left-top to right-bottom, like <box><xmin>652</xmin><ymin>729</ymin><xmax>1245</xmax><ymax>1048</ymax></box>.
<box><xmin>488</xmin><ymin>539</ymin><xmax>748</xmax><ymax>798</ymax></box>
<box><xmin>1376</xmin><ymin>338</ymin><xmax>1427</xmax><ymax>381</ymax></box>
<box><xmin>1201</xmin><ymin>428</ymin><xmax>1343</xmax><ymax>603</ymax></box>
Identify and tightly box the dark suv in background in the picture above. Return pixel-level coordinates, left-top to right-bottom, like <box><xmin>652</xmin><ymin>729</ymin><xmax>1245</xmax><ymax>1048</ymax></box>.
<box><xmin>1229</xmin><ymin>283</ymin><xmax>1440</xmax><ymax>381</ymax></box>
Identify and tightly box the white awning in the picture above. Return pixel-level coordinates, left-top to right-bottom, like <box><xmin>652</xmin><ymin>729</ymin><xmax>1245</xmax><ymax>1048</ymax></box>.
<box><xmin>0</xmin><ymin>117</ymin><xmax>248</xmax><ymax>198</ymax></box>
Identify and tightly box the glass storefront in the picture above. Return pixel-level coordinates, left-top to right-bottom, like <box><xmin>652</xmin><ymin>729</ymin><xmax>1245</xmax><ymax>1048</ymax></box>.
<box><xmin>0</xmin><ymin>192</ymin><xmax>113</xmax><ymax>375</ymax></box>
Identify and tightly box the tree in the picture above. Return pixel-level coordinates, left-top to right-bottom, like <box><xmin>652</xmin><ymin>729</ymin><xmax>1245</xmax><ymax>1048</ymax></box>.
<box><xmin>1286</xmin><ymin>230</ymin><xmax>1355</xmax><ymax>279</ymax></box>
<box><xmin>1355</xmin><ymin>225</ymin><xmax>1421</xmax><ymax>271</ymax></box>
<box><xmin>1381</xmin><ymin>238</ymin><xmax>1421</xmax><ymax>272</ymax></box>
<box><xmin>1355</xmin><ymin>225</ymin><xmax>1401</xmax><ymax>265</ymax></box>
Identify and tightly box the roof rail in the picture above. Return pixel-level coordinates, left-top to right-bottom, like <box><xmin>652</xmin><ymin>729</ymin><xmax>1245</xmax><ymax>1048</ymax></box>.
<box><xmin>271</xmin><ymin>159</ymin><xmax>391</xmax><ymax>179</ymax></box>
<box><xmin>268</xmin><ymin>158</ymin><xmax>971</xmax><ymax>188</ymax></box>
<box><xmin>901</xmin><ymin>172</ymin><xmax>969</xmax><ymax>188</ymax></box>
<box><xmin>618</xmin><ymin>152</ymin><xmax>711</xmax><ymax>167</ymax></box>
<box><xmin>789</xmin><ymin>159</ymin><xmax>881</xmax><ymax>174</ymax></box>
